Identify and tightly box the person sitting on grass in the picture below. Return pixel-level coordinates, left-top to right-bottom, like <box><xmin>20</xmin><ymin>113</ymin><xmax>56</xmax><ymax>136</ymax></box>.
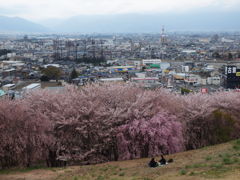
<box><xmin>159</xmin><ymin>155</ymin><xmax>174</xmax><ymax>165</ymax></box>
<box><xmin>159</xmin><ymin>155</ymin><xmax>167</xmax><ymax>165</ymax></box>
<box><xmin>148</xmin><ymin>157</ymin><xmax>158</xmax><ymax>168</ymax></box>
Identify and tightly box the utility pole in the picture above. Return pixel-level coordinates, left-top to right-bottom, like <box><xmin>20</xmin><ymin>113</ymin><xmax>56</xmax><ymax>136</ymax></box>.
<box><xmin>53</xmin><ymin>38</ymin><xmax>60</xmax><ymax>61</ymax></box>
<box><xmin>66</xmin><ymin>40</ymin><xmax>71</xmax><ymax>59</ymax></box>
<box><xmin>83</xmin><ymin>39</ymin><xmax>87</xmax><ymax>57</ymax></box>
<box><xmin>100</xmin><ymin>39</ymin><xmax>104</xmax><ymax>59</ymax></box>
<box><xmin>60</xmin><ymin>39</ymin><xmax>63</xmax><ymax>60</ymax></box>
<box><xmin>75</xmin><ymin>41</ymin><xmax>78</xmax><ymax>61</ymax></box>
<box><xmin>92</xmin><ymin>39</ymin><xmax>96</xmax><ymax>58</ymax></box>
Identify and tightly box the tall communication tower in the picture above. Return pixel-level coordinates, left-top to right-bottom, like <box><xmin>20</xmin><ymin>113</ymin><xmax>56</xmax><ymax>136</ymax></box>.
<box><xmin>159</xmin><ymin>26</ymin><xmax>167</xmax><ymax>59</ymax></box>
<box><xmin>160</xmin><ymin>26</ymin><xmax>166</xmax><ymax>45</ymax></box>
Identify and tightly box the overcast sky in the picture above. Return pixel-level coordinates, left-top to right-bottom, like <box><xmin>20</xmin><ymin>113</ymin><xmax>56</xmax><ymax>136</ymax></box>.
<box><xmin>0</xmin><ymin>0</ymin><xmax>239</xmax><ymax>21</ymax></box>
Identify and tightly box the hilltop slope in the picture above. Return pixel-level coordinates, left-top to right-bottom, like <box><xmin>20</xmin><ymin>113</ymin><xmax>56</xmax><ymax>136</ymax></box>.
<box><xmin>1</xmin><ymin>139</ymin><xmax>240</xmax><ymax>180</ymax></box>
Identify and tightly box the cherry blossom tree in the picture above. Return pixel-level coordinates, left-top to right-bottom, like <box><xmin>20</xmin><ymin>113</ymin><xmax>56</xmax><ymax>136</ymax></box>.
<box><xmin>117</xmin><ymin>111</ymin><xmax>184</xmax><ymax>160</ymax></box>
<box><xmin>0</xmin><ymin>98</ymin><xmax>52</xmax><ymax>168</ymax></box>
<box><xmin>182</xmin><ymin>91</ymin><xmax>240</xmax><ymax>149</ymax></box>
<box><xmin>1</xmin><ymin>84</ymin><xmax>240</xmax><ymax>168</ymax></box>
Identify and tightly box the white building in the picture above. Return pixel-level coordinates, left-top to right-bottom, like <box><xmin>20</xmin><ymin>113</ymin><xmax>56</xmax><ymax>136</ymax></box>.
<box><xmin>99</xmin><ymin>78</ymin><xmax>124</xmax><ymax>82</ymax></box>
<box><xmin>43</xmin><ymin>64</ymin><xmax>60</xmax><ymax>68</ymax></box>
<box><xmin>22</xmin><ymin>83</ymin><xmax>41</xmax><ymax>92</ymax></box>
<box><xmin>2</xmin><ymin>84</ymin><xmax>15</xmax><ymax>91</ymax></box>
<box><xmin>207</xmin><ymin>77</ymin><xmax>221</xmax><ymax>85</ymax></box>
<box><xmin>142</xmin><ymin>59</ymin><xmax>162</xmax><ymax>66</ymax></box>
<box><xmin>182</xmin><ymin>66</ymin><xmax>190</xmax><ymax>73</ymax></box>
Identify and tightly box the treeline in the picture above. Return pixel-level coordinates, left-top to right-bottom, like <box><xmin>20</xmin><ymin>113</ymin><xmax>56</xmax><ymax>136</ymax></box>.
<box><xmin>0</xmin><ymin>49</ymin><xmax>12</xmax><ymax>56</ymax></box>
<box><xmin>0</xmin><ymin>84</ymin><xmax>240</xmax><ymax>169</ymax></box>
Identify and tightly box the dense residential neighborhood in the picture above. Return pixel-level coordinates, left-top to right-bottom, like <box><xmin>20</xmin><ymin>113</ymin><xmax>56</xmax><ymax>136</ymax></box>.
<box><xmin>1</xmin><ymin>32</ymin><xmax>240</xmax><ymax>97</ymax></box>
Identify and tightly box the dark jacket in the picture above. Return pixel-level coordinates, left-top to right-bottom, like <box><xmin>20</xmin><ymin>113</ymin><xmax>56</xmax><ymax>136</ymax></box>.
<box><xmin>159</xmin><ymin>155</ymin><xmax>166</xmax><ymax>165</ymax></box>
<box><xmin>149</xmin><ymin>158</ymin><xmax>158</xmax><ymax>167</ymax></box>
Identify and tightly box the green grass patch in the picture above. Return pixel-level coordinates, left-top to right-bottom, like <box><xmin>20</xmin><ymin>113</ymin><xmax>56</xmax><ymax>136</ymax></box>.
<box><xmin>113</xmin><ymin>172</ymin><xmax>118</xmax><ymax>175</ymax></box>
<box><xmin>235</xmin><ymin>139</ymin><xmax>240</xmax><ymax>145</ymax></box>
<box><xmin>222</xmin><ymin>157</ymin><xmax>235</xmax><ymax>165</ymax></box>
<box><xmin>205</xmin><ymin>156</ymin><xmax>212</xmax><ymax>161</ymax></box>
<box><xmin>119</xmin><ymin>172</ymin><xmax>125</xmax><ymax>176</ymax></box>
<box><xmin>222</xmin><ymin>153</ymin><xmax>231</xmax><ymax>158</ymax></box>
<box><xmin>185</xmin><ymin>163</ymin><xmax>207</xmax><ymax>169</ymax></box>
<box><xmin>142</xmin><ymin>178</ymin><xmax>154</xmax><ymax>180</ymax></box>
<box><xmin>233</xmin><ymin>157</ymin><xmax>239</xmax><ymax>163</ymax></box>
<box><xmin>203</xmin><ymin>166</ymin><xmax>231</xmax><ymax>178</ymax></box>
<box><xmin>100</xmin><ymin>167</ymin><xmax>109</xmax><ymax>172</ymax></box>
<box><xmin>192</xmin><ymin>163</ymin><xmax>207</xmax><ymax>168</ymax></box>
<box><xmin>210</xmin><ymin>163</ymin><xmax>223</xmax><ymax>169</ymax></box>
<box><xmin>233</xmin><ymin>145</ymin><xmax>240</xmax><ymax>151</ymax></box>
<box><xmin>73</xmin><ymin>176</ymin><xmax>79</xmax><ymax>180</ymax></box>
<box><xmin>96</xmin><ymin>175</ymin><xmax>105</xmax><ymax>180</ymax></box>
<box><xmin>233</xmin><ymin>140</ymin><xmax>240</xmax><ymax>151</ymax></box>
<box><xmin>0</xmin><ymin>165</ymin><xmax>54</xmax><ymax>175</ymax></box>
<box><xmin>179</xmin><ymin>169</ymin><xmax>187</xmax><ymax>175</ymax></box>
<box><xmin>189</xmin><ymin>171</ymin><xmax>196</xmax><ymax>176</ymax></box>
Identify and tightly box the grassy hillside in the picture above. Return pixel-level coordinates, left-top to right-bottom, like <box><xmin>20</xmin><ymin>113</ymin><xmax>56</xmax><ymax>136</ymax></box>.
<box><xmin>1</xmin><ymin>139</ymin><xmax>240</xmax><ymax>180</ymax></box>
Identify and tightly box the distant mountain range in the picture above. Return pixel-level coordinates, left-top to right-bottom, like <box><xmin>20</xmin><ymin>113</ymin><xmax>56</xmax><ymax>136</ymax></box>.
<box><xmin>0</xmin><ymin>16</ymin><xmax>49</xmax><ymax>33</ymax></box>
<box><xmin>51</xmin><ymin>12</ymin><xmax>240</xmax><ymax>33</ymax></box>
<box><xmin>0</xmin><ymin>12</ymin><xmax>240</xmax><ymax>34</ymax></box>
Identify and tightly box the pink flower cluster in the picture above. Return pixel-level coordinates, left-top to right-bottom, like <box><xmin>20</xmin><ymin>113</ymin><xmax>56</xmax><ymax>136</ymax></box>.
<box><xmin>1</xmin><ymin>84</ymin><xmax>240</xmax><ymax>168</ymax></box>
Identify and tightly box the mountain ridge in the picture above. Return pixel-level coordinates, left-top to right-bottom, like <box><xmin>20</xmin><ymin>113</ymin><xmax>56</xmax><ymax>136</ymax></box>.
<box><xmin>0</xmin><ymin>15</ymin><xmax>49</xmax><ymax>33</ymax></box>
<box><xmin>50</xmin><ymin>12</ymin><xmax>240</xmax><ymax>33</ymax></box>
<box><xmin>1</xmin><ymin>12</ymin><xmax>240</xmax><ymax>34</ymax></box>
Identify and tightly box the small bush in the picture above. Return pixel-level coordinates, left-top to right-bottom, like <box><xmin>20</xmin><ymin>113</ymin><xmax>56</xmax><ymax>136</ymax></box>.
<box><xmin>233</xmin><ymin>140</ymin><xmax>240</xmax><ymax>151</ymax></box>
<box><xmin>236</xmin><ymin>139</ymin><xmax>240</xmax><ymax>145</ymax></box>
<box><xmin>179</xmin><ymin>169</ymin><xmax>187</xmax><ymax>175</ymax></box>
<box><xmin>233</xmin><ymin>145</ymin><xmax>240</xmax><ymax>151</ymax></box>
<box><xmin>222</xmin><ymin>158</ymin><xmax>234</xmax><ymax>165</ymax></box>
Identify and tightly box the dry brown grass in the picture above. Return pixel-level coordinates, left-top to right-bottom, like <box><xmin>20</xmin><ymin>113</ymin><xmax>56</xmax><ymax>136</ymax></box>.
<box><xmin>1</xmin><ymin>140</ymin><xmax>240</xmax><ymax>180</ymax></box>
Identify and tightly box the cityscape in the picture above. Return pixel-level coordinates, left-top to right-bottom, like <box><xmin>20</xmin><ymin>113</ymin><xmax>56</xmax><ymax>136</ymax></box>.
<box><xmin>1</xmin><ymin>31</ymin><xmax>240</xmax><ymax>97</ymax></box>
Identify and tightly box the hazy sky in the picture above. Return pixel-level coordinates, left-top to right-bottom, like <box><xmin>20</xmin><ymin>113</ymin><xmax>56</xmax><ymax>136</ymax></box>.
<box><xmin>0</xmin><ymin>0</ymin><xmax>239</xmax><ymax>21</ymax></box>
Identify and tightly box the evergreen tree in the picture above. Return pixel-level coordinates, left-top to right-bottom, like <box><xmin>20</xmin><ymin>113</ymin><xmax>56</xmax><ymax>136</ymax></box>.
<box><xmin>70</xmin><ymin>68</ymin><xmax>78</xmax><ymax>81</ymax></box>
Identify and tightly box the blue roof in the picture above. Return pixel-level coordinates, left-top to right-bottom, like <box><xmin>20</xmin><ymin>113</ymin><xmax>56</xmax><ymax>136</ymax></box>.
<box><xmin>79</xmin><ymin>76</ymin><xmax>88</xmax><ymax>78</ymax></box>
